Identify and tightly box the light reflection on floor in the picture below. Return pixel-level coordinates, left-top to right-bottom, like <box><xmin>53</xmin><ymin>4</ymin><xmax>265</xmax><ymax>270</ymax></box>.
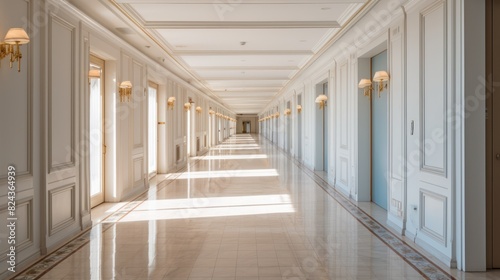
<box><xmin>17</xmin><ymin>134</ymin><xmax>499</xmax><ymax>280</ymax></box>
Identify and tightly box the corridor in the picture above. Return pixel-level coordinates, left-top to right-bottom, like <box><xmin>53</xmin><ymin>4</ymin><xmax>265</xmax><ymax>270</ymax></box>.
<box><xmin>13</xmin><ymin>135</ymin><xmax>467</xmax><ymax>280</ymax></box>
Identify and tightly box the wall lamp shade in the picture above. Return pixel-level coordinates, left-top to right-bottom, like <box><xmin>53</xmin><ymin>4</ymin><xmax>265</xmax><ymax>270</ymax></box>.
<box><xmin>4</xmin><ymin>28</ymin><xmax>30</xmax><ymax>44</ymax></box>
<box><xmin>296</xmin><ymin>105</ymin><xmax>302</xmax><ymax>113</ymax></box>
<box><xmin>373</xmin><ymin>71</ymin><xmax>389</xmax><ymax>82</ymax></box>
<box><xmin>1</xmin><ymin>28</ymin><xmax>30</xmax><ymax>72</ymax></box>
<box><xmin>167</xmin><ymin>97</ymin><xmax>176</xmax><ymax>109</ymax></box>
<box><xmin>358</xmin><ymin>78</ymin><xmax>373</xmax><ymax>97</ymax></box>
<box><xmin>88</xmin><ymin>69</ymin><xmax>101</xmax><ymax>78</ymax></box>
<box><xmin>196</xmin><ymin>106</ymin><xmax>202</xmax><ymax>113</ymax></box>
<box><xmin>119</xmin><ymin>81</ymin><xmax>133</xmax><ymax>102</ymax></box>
<box><xmin>184</xmin><ymin>102</ymin><xmax>191</xmax><ymax>111</ymax></box>
<box><xmin>358</xmin><ymin>79</ymin><xmax>372</xmax><ymax>88</ymax></box>
<box><xmin>284</xmin><ymin>108</ymin><xmax>291</xmax><ymax>116</ymax></box>
<box><xmin>373</xmin><ymin>71</ymin><xmax>389</xmax><ymax>97</ymax></box>
<box><xmin>315</xmin><ymin>94</ymin><xmax>328</xmax><ymax>109</ymax></box>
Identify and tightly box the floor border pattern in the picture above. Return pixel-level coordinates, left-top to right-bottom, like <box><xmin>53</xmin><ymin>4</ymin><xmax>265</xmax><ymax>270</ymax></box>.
<box><xmin>285</xmin><ymin>149</ymin><xmax>456</xmax><ymax>280</ymax></box>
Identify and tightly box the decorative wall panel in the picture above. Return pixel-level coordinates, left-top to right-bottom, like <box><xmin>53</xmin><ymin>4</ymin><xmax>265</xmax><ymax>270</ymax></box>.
<box><xmin>49</xmin><ymin>16</ymin><xmax>75</xmax><ymax>171</ymax></box>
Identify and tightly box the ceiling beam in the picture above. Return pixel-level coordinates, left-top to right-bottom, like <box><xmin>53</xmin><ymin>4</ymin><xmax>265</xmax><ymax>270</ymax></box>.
<box><xmin>176</xmin><ymin>50</ymin><xmax>313</xmax><ymax>56</ymax></box>
<box><xmin>144</xmin><ymin>21</ymin><xmax>340</xmax><ymax>29</ymax></box>
<box><xmin>212</xmin><ymin>88</ymin><xmax>280</xmax><ymax>92</ymax></box>
<box><xmin>193</xmin><ymin>66</ymin><xmax>299</xmax><ymax>71</ymax></box>
<box><xmin>118</xmin><ymin>0</ymin><xmax>364</xmax><ymax>3</ymax></box>
<box><xmin>203</xmin><ymin>77</ymin><xmax>290</xmax><ymax>81</ymax></box>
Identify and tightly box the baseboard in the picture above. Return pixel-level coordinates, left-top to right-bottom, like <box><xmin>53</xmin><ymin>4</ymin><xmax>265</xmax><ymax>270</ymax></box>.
<box><xmin>404</xmin><ymin>229</ymin><xmax>456</xmax><ymax>268</ymax></box>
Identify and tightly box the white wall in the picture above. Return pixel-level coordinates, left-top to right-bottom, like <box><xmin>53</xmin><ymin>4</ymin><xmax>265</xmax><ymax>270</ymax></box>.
<box><xmin>259</xmin><ymin>0</ymin><xmax>485</xmax><ymax>271</ymax></box>
<box><xmin>0</xmin><ymin>0</ymin><xmax>236</xmax><ymax>277</ymax></box>
<box><xmin>0</xmin><ymin>1</ymin><xmax>41</xmax><ymax>276</ymax></box>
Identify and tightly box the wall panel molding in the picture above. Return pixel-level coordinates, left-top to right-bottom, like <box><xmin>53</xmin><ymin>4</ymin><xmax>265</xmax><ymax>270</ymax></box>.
<box><xmin>340</xmin><ymin>157</ymin><xmax>349</xmax><ymax>185</ymax></box>
<box><xmin>420</xmin><ymin>189</ymin><xmax>447</xmax><ymax>245</ymax></box>
<box><xmin>339</xmin><ymin>61</ymin><xmax>349</xmax><ymax>149</ymax></box>
<box><xmin>48</xmin><ymin>14</ymin><xmax>76</xmax><ymax>173</ymax></box>
<box><xmin>419</xmin><ymin>1</ymin><xmax>448</xmax><ymax>176</ymax></box>
<box><xmin>48</xmin><ymin>184</ymin><xmax>76</xmax><ymax>236</ymax></box>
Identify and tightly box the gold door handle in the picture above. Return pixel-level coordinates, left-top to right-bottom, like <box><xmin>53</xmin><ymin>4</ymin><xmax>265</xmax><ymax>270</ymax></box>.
<box><xmin>103</xmin><ymin>145</ymin><xmax>107</xmax><ymax>155</ymax></box>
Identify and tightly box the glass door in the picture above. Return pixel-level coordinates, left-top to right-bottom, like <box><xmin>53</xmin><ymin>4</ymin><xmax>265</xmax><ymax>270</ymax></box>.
<box><xmin>89</xmin><ymin>55</ymin><xmax>105</xmax><ymax>208</ymax></box>
<box><xmin>148</xmin><ymin>82</ymin><xmax>158</xmax><ymax>177</ymax></box>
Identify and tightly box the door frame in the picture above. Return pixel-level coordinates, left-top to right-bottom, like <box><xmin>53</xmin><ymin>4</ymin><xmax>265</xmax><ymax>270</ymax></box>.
<box><xmin>486</xmin><ymin>0</ymin><xmax>500</xmax><ymax>268</ymax></box>
<box><xmin>370</xmin><ymin>50</ymin><xmax>389</xmax><ymax>210</ymax></box>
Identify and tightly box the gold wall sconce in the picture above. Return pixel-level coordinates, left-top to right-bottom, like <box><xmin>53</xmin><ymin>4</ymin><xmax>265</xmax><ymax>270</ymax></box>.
<box><xmin>284</xmin><ymin>108</ymin><xmax>291</xmax><ymax>116</ymax></box>
<box><xmin>209</xmin><ymin>109</ymin><xmax>215</xmax><ymax>115</ymax></box>
<box><xmin>167</xmin><ymin>97</ymin><xmax>176</xmax><ymax>109</ymax></box>
<box><xmin>358</xmin><ymin>79</ymin><xmax>372</xmax><ymax>97</ymax></box>
<box><xmin>358</xmin><ymin>71</ymin><xmax>390</xmax><ymax>98</ymax></box>
<box><xmin>0</xmin><ymin>28</ymin><xmax>30</xmax><ymax>72</ymax></box>
<box><xmin>119</xmin><ymin>81</ymin><xmax>132</xmax><ymax>102</ymax></box>
<box><xmin>315</xmin><ymin>94</ymin><xmax>328</xmax><ymax>109</ymax></box>
<box><xmin>296</xmin><ymin>105</ymin><xmax>302</xmax><ymax>114</ymax></box>
<box><xmin>373</xmin><ymin>71</ymin><xmax>389</xmax><ymax>95</ymax></box>
<box><xmin>184</xmin><ymin>102</ymin><xmax>191</xmax><ymax>111</ymax></box>
<box><xmin>196</xmin><ymin>106</ymin><xmax>202</xmax><ymax>114</ymax></box>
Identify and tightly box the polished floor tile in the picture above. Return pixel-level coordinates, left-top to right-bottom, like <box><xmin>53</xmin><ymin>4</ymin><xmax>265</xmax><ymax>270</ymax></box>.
<box><xmin>13</xmin><ymin>135</ymin><xmax>500</xmax><ymax>280</ymax></box>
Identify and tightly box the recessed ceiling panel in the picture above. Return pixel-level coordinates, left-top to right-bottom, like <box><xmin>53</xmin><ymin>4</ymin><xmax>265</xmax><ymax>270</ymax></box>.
<box><xmin>182</xmin><ymin>54</ymin><xmax>308</xmax><ymax>67</ymax></box>
<box><xmin>157</xmin><ymin>29</ymin><xmax>331</xmax><ymax>51</ymax></box>
<box><xmin>68</xmin><ymin>0</ymin><xmax>369</xmax><ymax>114</ymax></box>
<box><xmin>130</xmin><ymin>3</ymin><xmax>354</xmax><ymax>22</ymax></box>
<box><xmin>197</xmin><ymin>69</ymin><xmax>294</xmax><ymax>79</ymax></box>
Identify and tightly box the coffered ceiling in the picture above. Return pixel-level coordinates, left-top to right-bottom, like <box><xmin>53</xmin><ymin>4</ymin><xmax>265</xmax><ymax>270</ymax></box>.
<box><xmin>69</xmin><ymin>0</ymin><xmax>369</xmax><ymax>114</ymax></box>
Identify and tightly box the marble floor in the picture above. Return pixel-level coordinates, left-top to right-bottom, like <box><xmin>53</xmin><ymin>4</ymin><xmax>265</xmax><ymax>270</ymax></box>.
<box><xmin>13</xmin><ymin>134</ymin><xmax>500</xmax><ymax>280</ymax></box>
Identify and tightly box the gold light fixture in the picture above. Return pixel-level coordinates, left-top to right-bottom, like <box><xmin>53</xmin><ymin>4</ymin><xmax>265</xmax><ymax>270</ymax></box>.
<box><xmin>284</xmin><ymin>108</ymin><xmax>291</xmax><ymax>116</ymax></box>
<box><xmin>167</xmin><ymin>97</ymin><xmax>176</xmax><ymax>110</ymax></box>
<box><xmin>373</xmin><ymin>71</ymin><xmax>389</xmax><ymax>97</ymax></box>
<box><xmin>209</xmin><ymin>109</ymin><xmax>215</xmax><ymax>115</ymax></box>
<box><xmin>119</xmin><ymin>81</ymin><xmax>133</xmax><ymax>102</ymax></box>
<box><xmin>0</xmin><ymin>28</ymin><xmax>30</xmax><ymax>72</ymax></box>
<box><xmin>196</xmin><ymin>106</ymin><xmax>202</xmax><ymax>114</ymax></box>
<box><xmin>358</xmin><ymin>71</ymin><xmax>390</xmax><ymax>98</ymax></box>
<box><xmin>184</xmin><ymin>102</ymin><xmax>191</xmax><ymax>111</ymax></box>
<box><xmin>315</xmin><ymin>94</ymin><xmax>328</xmax><ymax>109</ymax></box>
<box><xmin>358</xmin><ymin>79</ymin><xmax>373</xmax><ymax>97</ymax></box>
<box><xmin>297</xmin><ymin>105</ymin><xmax>302</xmax><ymax>114</ymax></box>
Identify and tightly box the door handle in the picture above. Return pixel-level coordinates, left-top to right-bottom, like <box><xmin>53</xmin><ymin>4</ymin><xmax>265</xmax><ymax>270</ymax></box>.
<box><xmin>496</xmin><ymin>153</ymin><xmax>500</xmax><ymax>160</ymax></box>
